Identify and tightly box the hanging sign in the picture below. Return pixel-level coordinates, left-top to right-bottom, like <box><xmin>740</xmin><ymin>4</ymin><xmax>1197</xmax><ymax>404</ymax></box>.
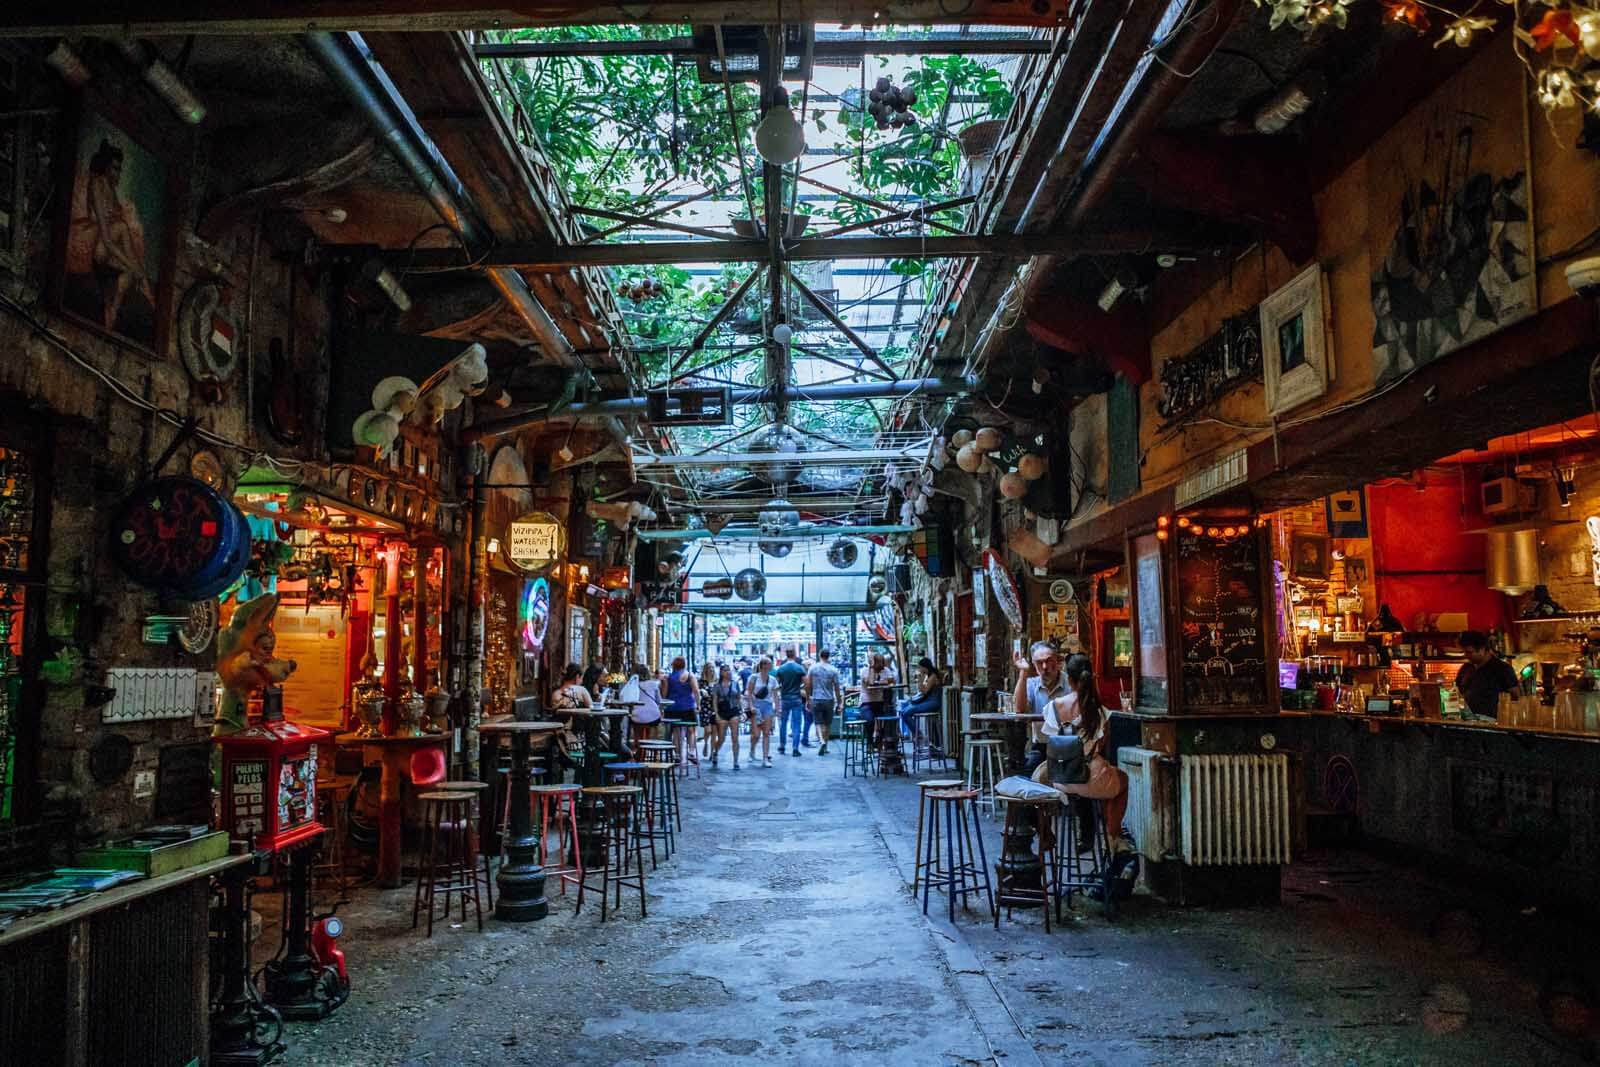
<box><xmin>982</xmin><ymin>548</ymin><xmax>1024</xmax><ymax>631</ymax></box>
<box><xmin>506</xmin><ymin>510</ymin><xmax>565</xmax><ymax>572</ymax></box>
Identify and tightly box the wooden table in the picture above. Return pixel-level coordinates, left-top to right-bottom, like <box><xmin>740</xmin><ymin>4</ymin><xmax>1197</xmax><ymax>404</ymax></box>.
<box><xmin>478</xmin><ymin>720</ymin><xmax>564</xmax><ymax>922</ymax></box>
<box><xmin>334</xmin><ymin>731</ymin><xmax>449</xmax><ymax>888</ymax></box>
<box><xmin>872</xmin><ymin>684</ymin><xmax>912</xmax><ymax>774</ymax></box>
<box><xmin>968</xmin><ymin>713</ymin><xmax>1044</xmax><ymax>774</ymax></box>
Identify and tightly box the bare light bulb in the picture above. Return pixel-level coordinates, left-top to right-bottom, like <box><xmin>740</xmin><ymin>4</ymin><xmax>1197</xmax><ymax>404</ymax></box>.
<box><xmin>772</xmin><ymin>322</ymin><xmax>794</xmax><ymax>345</ymax></box>
<box><xmin>754</xmin><ymin>87</ymin><xmax>806</xmax><ymax>166</ymax></box>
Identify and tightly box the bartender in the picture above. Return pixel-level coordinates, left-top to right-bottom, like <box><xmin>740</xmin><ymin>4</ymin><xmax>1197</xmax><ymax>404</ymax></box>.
<box><xmin>1455</xmin><ymin>630</ymin><xmax>1519</xmax><ymax>719</ymax></box>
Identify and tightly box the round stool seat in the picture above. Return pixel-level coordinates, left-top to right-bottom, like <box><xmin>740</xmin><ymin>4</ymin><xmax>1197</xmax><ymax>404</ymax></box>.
<box><xmin>530</xmin><ymin>783</ymin><xmax>581</xmax><ymax>795</ymax></box>
<box><xmin>966</xmin><ymin>738</ymin><xmax>1005</xmax><ymax>747</ymax></box>
<box><xmin>917</xmin><ymin>778</ymin><xmax>964</xmax><ymax>790</ymax></box>
<box><xmin>928</xmin><ymin>787</ymin><xmax>981</xmax><ymax>801</ymax></box>
<box><xmin>583</xmin><ymin>784</ymin><xmax>642</xmax><ymax>796</ymax></box>
<box><xmin>607</xmin><ymin>761</ymin><xmax>648</xmax><ymax>772</ymax></box>
<box><xmin>417</xmin><ymin>790</ymin><xmax>474</xmax><ymax>804</ymax></box>
<box><xmin>439</xmin><ymin>780</ymin><xmax>489</xmax><ymax>792</ymax></box>
<box><xmin>640</xmin><ymin>761</ymin><xmax>676</xmax><ymax>772</ymax></box>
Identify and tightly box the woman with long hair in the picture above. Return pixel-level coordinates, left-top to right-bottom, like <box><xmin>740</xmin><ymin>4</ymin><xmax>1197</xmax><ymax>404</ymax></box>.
<box><xmin>708</xmin><ymin>663</ymin><xmax>742</xmax><ymax>770</ymax></box>
<box><xmin>629</xmin><ymin>661</ymin><xmax>662</xmax><ymax>744</ymax></box>
<box><xmin>546</xmin><ymin>663</ymin><xmax>591</xmax><ymax>781</ymax></box>
<box><xmin>1037</xmin><ymin>653</ymin><xmax>1130</xmax><ymax>852</ymax></box>
<box><xmin>662</xmin><ymin>656</ymin><xmax>700</xmax><ymax>768</ymax></box>
<box><xmin>745</xmin><ymin>656</ymin><xmax>776</xmax><ymax>767</ymax></box>
<box><xmin>698</xmin><ymin>661</ymin><xmax>718</xmax><ymax>757</ymax></box>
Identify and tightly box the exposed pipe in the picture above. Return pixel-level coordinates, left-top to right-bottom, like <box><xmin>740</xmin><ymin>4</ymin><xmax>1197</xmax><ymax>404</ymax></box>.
<box><xmin>303</xmin><ymin>31</ymin><xmax>578</xmax><ymax>369</ymax></box>
<box><xmin>464</xmin><ymin>376</ymin><xmax>977</xmax><ymax>441</ymax></box>
<box><xmin>637</xmin><ymin>525</ymin><xmax>916</xmax><ymax>541</ymax></box>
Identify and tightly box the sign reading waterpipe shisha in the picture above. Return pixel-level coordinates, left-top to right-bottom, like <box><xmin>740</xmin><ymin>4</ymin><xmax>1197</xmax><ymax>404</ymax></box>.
<box><xmin>506</xmin><ymin>510</ymin><xmax>565</xmax><ymax>573</ymax></box>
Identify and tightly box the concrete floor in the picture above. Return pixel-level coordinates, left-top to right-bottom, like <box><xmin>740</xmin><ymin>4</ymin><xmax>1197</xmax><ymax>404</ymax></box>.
<box><xmin>263</xmin><ymin>737</ymin><xmax>1594</xmax><ymax>1066</ymax></box>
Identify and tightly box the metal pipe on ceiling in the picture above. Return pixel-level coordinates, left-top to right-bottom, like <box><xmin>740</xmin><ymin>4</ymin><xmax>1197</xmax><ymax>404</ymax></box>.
<box><xmin>637</xmin><ymin>525</ymin><xmax>915</xmax><ymax>540</ymax></box>
<box><xmin>464</xmin><ymin>376</ymin><xmax>975</xmax><ymax>440</ymax></box>
<box><xmin>303</xmin><ymin>31</ymin><xmax>579</xmax><ymax>369</ymax></box>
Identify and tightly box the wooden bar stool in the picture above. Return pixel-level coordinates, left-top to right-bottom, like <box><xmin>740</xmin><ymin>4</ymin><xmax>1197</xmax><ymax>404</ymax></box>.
<box><xmin>604</xmin><ymin>762</ymin><xmax>654</xmax><ymax>868</ymax></box>
<box><xmin>412</xmin><ymin>791</ymin><xmax>483</xmax><ymax>937</ymax></box>
<box><xmin>994</xmin><ymin>794</ymin><xmax>1059</xmax><ymax>932</ymax></box>
<box><xmin>639</xmin><ymin>762</ymin><xmax>677</xmax><ymax>863</ymax></box>
<box><xmin>912</xmin><ymin>779</ymin><xmax>964</xmax><ymax>893</ymax></box>
<box><xmin>438</xmin><ymin>779</ymin><xmax>493</xmax><ymax>910</ymax></box>
<box><xmin>1053</xmin><ymin>797</ymin><xmax>1115</xmax><ymax>920</ymax></box>
<box><xmin>576</xmin><ymin>785</ymin><xmax>647</xmax><ymax>921</ymax></box>
<box><xmin>919</xmin><ymin>788</ymin><xmax>994</xmax><ymax>923</ymax></box>
<box><xmin>964</xmin><ymin>738</ymin><xmax>1006</xmax><ymax>818</ymax></box>
<box><xmin>530</xmin><ymin>783</ymin><xmax>582</xmax><ymax>896</ymax></box>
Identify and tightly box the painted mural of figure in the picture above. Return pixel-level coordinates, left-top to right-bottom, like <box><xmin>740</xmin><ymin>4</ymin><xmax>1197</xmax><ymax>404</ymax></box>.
<box><xmin>214</xmin><ymin>593</ymin><xmax>298</xmax><ymax>736</ymax></box>
<box><xmin>65</xmin><ymin>138</ymin><xmax>154</xmax><ymax>332</ymax></box>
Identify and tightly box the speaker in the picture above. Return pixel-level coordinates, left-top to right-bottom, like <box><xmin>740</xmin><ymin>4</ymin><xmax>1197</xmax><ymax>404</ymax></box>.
<box><xmin>885</xmin><ymin>562</ymin><xmax>912</xmax><ymax>594</ymax></box>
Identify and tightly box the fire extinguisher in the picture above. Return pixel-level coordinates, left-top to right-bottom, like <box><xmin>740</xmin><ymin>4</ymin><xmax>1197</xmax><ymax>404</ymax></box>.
<box><xmin>309</xmin><ymin>909</ymin><xmax>352</xmax><ymax>1008</ymax></box>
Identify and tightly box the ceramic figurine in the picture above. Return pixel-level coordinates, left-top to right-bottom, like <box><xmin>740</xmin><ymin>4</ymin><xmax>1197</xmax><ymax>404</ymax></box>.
<box><xmin>214</xmin><ymin>593</ymin><xmax>297</xmax><ymax>737</ymax></box>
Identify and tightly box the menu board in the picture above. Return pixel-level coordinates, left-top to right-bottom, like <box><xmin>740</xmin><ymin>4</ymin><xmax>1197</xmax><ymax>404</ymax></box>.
<box><xmin>1176</xmin><ymin>529</ymin><xmax>1269</xmax><ymax>708</ymax></box>
<box><xmin>1131</xmin><ymin>533</ymin><xmax>1168</xmax><ymax>710</ymax></box>
<box><xmin>275</xmin><ymin>605</ymin><xmax>348</xmax><ymax>727</ymax></box>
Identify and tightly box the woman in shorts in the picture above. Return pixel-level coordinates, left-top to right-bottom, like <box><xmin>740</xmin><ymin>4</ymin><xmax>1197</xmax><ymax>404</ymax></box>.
<box><xmin>708</xmin><ymin>663</ymin><xmax>743</xmax><ymax>770</ymax></box>
<box><xmin>745</xmin><ymin>656</ymin><xmax>776</xmax><ymax>768</ymax></box>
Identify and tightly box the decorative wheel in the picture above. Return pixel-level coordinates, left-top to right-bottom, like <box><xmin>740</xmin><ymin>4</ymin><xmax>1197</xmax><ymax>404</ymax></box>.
<box><xmin>1323</xmin><ymin>755</ymin><xmax>1359</xmax><ymax>814</ymax></box>
<box><xmin>179</xmin><ymin>597</ymin><xmax>219</xmax><ymax>654</ymax></box>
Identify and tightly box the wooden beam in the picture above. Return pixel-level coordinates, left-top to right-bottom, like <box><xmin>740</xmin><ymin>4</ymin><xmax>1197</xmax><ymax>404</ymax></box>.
<box><xmin>787</xmin><ymin>268</ymin><xmax>899</xmax><ymax>381</ymax></box>
<box><xmin>383</xmin><ymin>230</ymin><xmax>1204</xmax><ymax>269</ymax></box>
<box><xmin>0</xmin><ymin>2</ymin><xmax>1078</xmax><ymax>36</ymax></box>
<box><xmin>474</xmin><ymin>37</ymin><xmax>1055</xmax><ymax>59</ymax></box>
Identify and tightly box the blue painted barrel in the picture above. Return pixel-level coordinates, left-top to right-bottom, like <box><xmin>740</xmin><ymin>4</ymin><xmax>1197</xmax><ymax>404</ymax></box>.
<box><xmin>111</xmin><ymin>477</ymin><xmax>250</xmax><ymax>599</ymax></box>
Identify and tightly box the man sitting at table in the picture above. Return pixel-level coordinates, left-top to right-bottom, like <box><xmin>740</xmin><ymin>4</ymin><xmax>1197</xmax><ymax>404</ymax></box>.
<box><xmin>1013</xmin><ymin>640</ymin><xmax>1068</xmax><ymax>774</ymax></box>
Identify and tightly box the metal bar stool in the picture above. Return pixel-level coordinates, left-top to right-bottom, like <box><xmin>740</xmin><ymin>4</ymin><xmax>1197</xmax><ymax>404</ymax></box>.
<box><xmin>636</xmin><ymin>741</ymin><xmax>681</xmax><ymax>832</ymax></box>
<box><xmin>919</xmin><ymin>788</ymin><xmax>994</xmax><ymax>922</ymax></box>
<box><xmin>912</xmin><ymin>778</ymin><xmax>964</xmax><ymax>893</ymax></box>
<box><xmin>877</xmin><ymin>719</ymin><xmax>907</xmax><ymax>777</ymax></box>
<box><xmin>910</xmin><ymin>710</ymin><xmax>949</xmax><ymax>773</ymax></box>
<box><xmin>1053</xmin><ymin>797</ymin><xmax>1115</xmax><ymax>920</ymax></box>
<box><xmin>529</xmin><ymin>783</ymin><xmax>583</xmax><ymax>896</ymax></box>
<box><xmin>604</xmin><ymin>762</ymin><xmax>655</xmax><ymax>868</ymax></box>
<box><xmin>639</xmin><ymin>762</ymin><xmax>677</xmax><ymax>863</ymax></box>
<box><xmin>438</xmin><ymin>779</ymin><xmax>494</xmax><ymax>910</ymax></box>
<box><xmin>963</xmin><ymin>738</ymin><xmax>1006</xmax><ymax>818</ymax></box>
<box><xmin>412</xmin><ymin>791</ymin><xmax>483</xmax><ymax>937</ymax></box>
<box><xmin>841</xmin><ymin>718</ymin><xmax>869</xmax><ymax>778</ymax></box>
<box><xmin>665</xmin><ymin>718</ymin><xmax>700</xmax><ymax>780</ymax></box>
<box><xmin>994</xmin><ymin>794</ymin><xmax>1059</xmax><ymax>932</ymax></box>
<box><xmin>575</xmin><ymin>785</ymin><xmax>647</xmax><ymax>921</ymax></box>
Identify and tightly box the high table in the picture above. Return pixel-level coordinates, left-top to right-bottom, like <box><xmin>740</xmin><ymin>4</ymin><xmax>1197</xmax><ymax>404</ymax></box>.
<box><xmin>869</xmin><ymin>684</ymin><xmax>910</xmax><ymax>774</ymax></box>
<box><xmin>334</xmin><ymin>732</ymin><xmax>449</xmax><ymax>888</ymax></box>
<box><xmin>561</xmin><ymin>706</ymin><xmax>634</xmax><ymax>867</ymax></box>
<box><xmin>477</xmin><ymin>720</ymin><xmax>564</xmax><ymax>922</ymax></box>
<box><xmin>968</xmin><ymin>713</ymin><xmax>1043</xmax><ymax>775</ymax></box>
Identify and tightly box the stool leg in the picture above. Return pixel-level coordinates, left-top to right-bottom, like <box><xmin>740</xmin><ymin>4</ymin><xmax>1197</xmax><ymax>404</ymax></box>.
<box><xmin>912</xmin><ymin>792</ymin><xmax>926</xmax><ymax>894</ymax></box>
<box><xmin>1039</xmin><ymin>808</ymin><xmax>1054</xmax><ymax>935</ymax></box>
<box><xmin>970</xmin><ymin>799</ymin><xmax>994</xmax><ymax>918</ymax></box>
<box><xmin>464</xmin><ymin>803</ymin><xmax>483</xmax><ymax>932</ymax></box>
<box><xmin>632</xmin><ymin>795</ymin><xmax>648</xmax><ymax>918</ymax></box>
<box><xmin>945</xmin><ymin>800</ymin><xmax>958</xmax><ymax>922</ymax></box>
<box><xmin>920</xmin><ymin>797</ymin><xmax>936</xmax><ymax>916</ymax></box>
<box><xmin>412</xmin><ymin>802</ymin><xmax>429</xmax><ymax>930</ymax></box>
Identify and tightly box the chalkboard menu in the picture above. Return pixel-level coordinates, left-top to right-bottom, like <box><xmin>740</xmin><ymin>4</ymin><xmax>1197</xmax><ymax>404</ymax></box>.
<box><xmin>1176</xmin><ymin>529</ymin><xmax>1269</xmax><ymax>708</ymax></box>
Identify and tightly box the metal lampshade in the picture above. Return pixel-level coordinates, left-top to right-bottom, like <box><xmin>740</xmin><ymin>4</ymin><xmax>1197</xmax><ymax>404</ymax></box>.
<box><xmin>1484</xmin><ymin>528</ymin><xmax>1540</xmax><ymax>594</ymax></box>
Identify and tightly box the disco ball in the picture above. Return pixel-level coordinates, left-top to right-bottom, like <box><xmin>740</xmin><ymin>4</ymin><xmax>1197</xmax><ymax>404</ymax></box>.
<box><xmin>733</xmin><ymin>567</ymin><xmax>767</xmax><ymax>601</ymax></box>
<box><xmin>826</xmin><ymin>539</ymin><xmax>858</xmax><ymax>569</ymax></box>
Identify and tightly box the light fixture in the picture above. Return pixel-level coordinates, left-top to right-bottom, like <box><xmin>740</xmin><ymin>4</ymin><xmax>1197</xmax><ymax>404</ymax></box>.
<box><xmin>1096</xmin><ymin>270</ymin><xmax>1138</xmax><ymax>312</ymax></box>
<box><xmin>117</xmin><ymin>39</ymin><xmax>206</xmax><ymax>124</ymax></box>
<box><xmin>1556</xmin><ymin>464</ymin><xmax>1577</xmax><ymax>507</ymax></box>
<box><xmin>772</xmin><ymin>322</ymin><xmax>794</xmax><ymax>346</ymax></box>
<box><xmin>487</xmin><ymin>537</ymin><xmax>501</xmax><ymax>554</ymax></box>
<box><xmin>754</xmin><ymin>86</ymin><xmax>806</xmax><ymax>166</ymax></box>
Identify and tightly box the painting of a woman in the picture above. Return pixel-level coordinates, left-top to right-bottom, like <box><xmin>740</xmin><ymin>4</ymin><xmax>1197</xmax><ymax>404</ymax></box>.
<box><xmin>59</xmin><ymin>113</ymin><xmax>170</xmax><ymax>351</ymax></box>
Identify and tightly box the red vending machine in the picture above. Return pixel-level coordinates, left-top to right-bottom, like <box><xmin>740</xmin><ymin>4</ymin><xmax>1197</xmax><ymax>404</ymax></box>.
<box><xmin>218</xmin><ymin>715</ymin><xmax>329</xmax><ymax>851</ymax></box>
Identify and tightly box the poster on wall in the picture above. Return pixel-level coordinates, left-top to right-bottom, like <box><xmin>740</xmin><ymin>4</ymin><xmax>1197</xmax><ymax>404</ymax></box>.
<box><xmin>274</xmin><ymin>605</ymin><xmax>348</xmax><ymax>727</ymax></box>
<box><xmin>568</xmin><ymin>605</ymin><xmax>589</xmax><ymax>668</ymax></box>
<box><xmin>1368</xmin><ymin>39</ymin><xmax>1533</xmax><ymax>386</ymax></box>
<box><xmin>1176</xmin><ymin>529</ymin><xmax>1269</xmax><ymax>709</ymax></box>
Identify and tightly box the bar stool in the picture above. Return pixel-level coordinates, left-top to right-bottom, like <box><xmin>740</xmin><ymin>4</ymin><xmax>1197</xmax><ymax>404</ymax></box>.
<box><xmin>637</xmin><ymin>761</ymin><xmax>676</xmax><ymax>866</ymax></box>
<box><xmin>438</xmin><ymin>779</ymin><xmax>494</xmax><ymax>910</ymax></box>
<box><xmin>636</xmin><ymin>741</ymin><xmax>680</xmax><ymax>829</ymax></box>
<box><xmin>495</xmin><ymin>765</ymin><xmax>545</xmax><ymax>862</ymax></box>
<box><xmin>994</xmin><ymin>794</ymin><xmax>1059</xmax><ymax>932</ymax></box>
<box><xmin>530</xmin><ymin>783</ymin><xmax>582</xmax><ymax>896</ymax></box>
<box><xmin>919</xmin><ymin>788</ymin><xmax>994</xmax><ymax>923</ymax></box>
<box><xmin>604</xmin><ymin>762</ymin><xmax>654</xmax><ymax>867</ymax></box>
<box><xmin>314</xmin><ymin>775</ymin><xmax>357</xmax><ymax>895</ymax></box>
<box><xmin>1053</xmin><ymin>797</ymin><xmax>1114</xmax><ymax>920</ymax></box>
<box><xmin>576</xmin><ymin>785</ymin><xmax>647</xmax><ymax>922</ymax></box>
<box><xmin>412</xmin><ymin>791</ymin><xmax>483</xmax><ymax>937</ymax></box>
<box><xmin>877</xmin><ymin>722</ymin><xmax>906</xmax><ymax>777</ymax></box>
<box><xmin>964</xmin><ymin>738</ymin><xmax>1006</xmax><ymax>818</ymax></box>
<box><xmin>666</xmin><ymin>719</ymin><xmax>700</xmax><ymax>780</ymax></box>
<box><xmin>910</xmin><ymin>710</ymin><xmax>949</xmax><ymax>773</ymax></box>
<box><xmin>957</xmin><ymin>729</ymin><xmax>991</xmax><ymax>776</ymax></box>
<box><xmin>842</xmin><ymin>719</ymin><xmax>873</xmax><ymax>778</ymax></box>
<box><xmin>912</xmin><ymin>778</ymin><xmax>964</xmax><ymax>893</ymax></box>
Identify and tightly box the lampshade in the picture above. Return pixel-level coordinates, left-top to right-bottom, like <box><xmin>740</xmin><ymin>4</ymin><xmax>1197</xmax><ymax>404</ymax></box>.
<box><xmin>754</xmin><ymin>88</ymin><xmax>805</xmax><ymax>165</ymax></box>
<box><xmin>1484</xmin><ymin>528</ymin><xmax>1540</xmax><ymax>594</ymax></box>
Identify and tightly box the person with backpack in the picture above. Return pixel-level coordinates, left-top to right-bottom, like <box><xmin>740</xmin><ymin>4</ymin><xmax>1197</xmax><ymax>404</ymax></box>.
<box><xmin>745</xmin><ymin>656</ymin><xmax>776</xmax><ymax>767</ymax></box>
<box><xmin>1034</xmin><ymin>653</ymin><xmax>1130</xmax><ymax>854</ymax></box>
<box><xmin>803</xmin><ymin>649</ymin><xmax>843</xmax><ymax>756</ymax></box>
<box><xmin>773</xmin><ymin>646</ymin><xmax>808</xmax><ymax>757</ymax></box>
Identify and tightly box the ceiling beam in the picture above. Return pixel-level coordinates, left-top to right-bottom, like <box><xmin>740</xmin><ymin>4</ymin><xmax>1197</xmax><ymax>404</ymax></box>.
<box><xmin>638</xmin><ymin>524</ymin><xmax>916</xmax><ymax>540</ymax></box>
<box><xmin>474</xmin><ymin>37</ymin><xmax>1053</xmax><ymax>59</ymax></box>
<box><xmin>384</xmin><ymin>230</ymin><xmax>1204</xmax><ymax>269</ymax></box>
<box><xmin>634</xmin><ymin>443</ymin><xmax>932</xmax><ymax>468</ymax></box>
<box><xmin>0</xmin><ymin>3</ymin><xmax>1076</xmax><ymax>36</ymax></box>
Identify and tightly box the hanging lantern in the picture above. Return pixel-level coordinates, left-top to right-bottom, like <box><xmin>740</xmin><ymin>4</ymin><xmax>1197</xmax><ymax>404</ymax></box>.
<box><xmin>956</xmin><ymin>443</ymin><xmax>983</xmax><ymax>473</ymax></box>
<box><xmin>999</xmin><ymin>472</ymin><xmax>1029</xmax><ymax>500</ymax></box>
<box><xmin>974</xmin><ymin>426</ymin><xmax>1003</xmax><ymax>452</ymax></box>
<box><xmin>950</xmin><ymin>428</ymin><xmax>974</xmax><ymax>449</ymax></box>
<box><xmin>1017</xmin><ymin>453</ymin><xmax>1047</xmax><ymax>481</ymax></box>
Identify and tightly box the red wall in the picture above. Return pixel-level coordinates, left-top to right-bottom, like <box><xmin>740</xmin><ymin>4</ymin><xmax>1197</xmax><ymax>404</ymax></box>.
<box><xmin>1367</xmin><ymin>476</ymin><xmax>1507</xmax><ymax>632</ymax></box>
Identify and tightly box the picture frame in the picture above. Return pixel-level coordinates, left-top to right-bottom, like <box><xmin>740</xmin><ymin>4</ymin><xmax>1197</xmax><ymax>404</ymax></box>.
<box><xmin>1290</xmin><ymin>532</ymin><xmax>1332</xmax><ymax>581</ymax></box>
<box><xmin>51</xmin><ymin>92</ymin><xmax>185</xmax><ymax>358</ymax></box>
<box><xmin>1260</xmin><ymin>263</ymin><xmax>1330</xmax><ymax>417</ymax></box>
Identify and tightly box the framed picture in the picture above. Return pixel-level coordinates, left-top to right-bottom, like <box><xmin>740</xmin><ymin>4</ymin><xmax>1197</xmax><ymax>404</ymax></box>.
<box><xmin>1261</xmin><ymin>263</ymin><xmax>1329</xmax><ymax>417</ymax></box>
<box><xmin>1325</xmin><ymin>488</ymin><xmax>1369</xmax><ymax>538</ymax></box>
<box><xmin>52</xmin><ymin>94</ymin><xmax>184</xmax><ymax>357</ymax></box>
<box><xmin>1290</xmin><ymin>532</ymin><xmax>1331</xmax><ymax>581</ymax></box>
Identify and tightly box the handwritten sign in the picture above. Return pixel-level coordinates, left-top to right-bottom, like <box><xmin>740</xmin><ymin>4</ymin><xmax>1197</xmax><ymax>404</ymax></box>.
<box><xmin>507</xmin><ymin>510</ymin><xmax>565</xmax><ymax>572</ymax></box>
<box><xmin>1176</xmin><ymin>529</ymin><xmax>1268</xmax><ymax>708</ymax></box>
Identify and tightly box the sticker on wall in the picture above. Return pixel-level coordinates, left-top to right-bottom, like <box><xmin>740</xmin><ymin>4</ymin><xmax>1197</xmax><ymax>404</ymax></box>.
<box><xmin>1325</xmin><ymin>488</ymin><xmax>1369</xmax><ymax>539</ymax></box>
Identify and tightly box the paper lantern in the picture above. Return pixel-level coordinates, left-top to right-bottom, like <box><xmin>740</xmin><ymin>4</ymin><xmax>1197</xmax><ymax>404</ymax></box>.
<box><xmin>999</xmin><ymin>472</ymin><xmax>1028</xmax><ymax>499</ymax></box>
<box><xmin>956</xmin><ymin>443</ymin><xmax>983</xmax><ymax>472</ymax></box>
<box><xmin>1018</xmin><ymin>453</ymin><xmax>1047</xmax><ymax>480</ymax></box>
<box><xmin>950</xmin><ymin>428</ymin><xmax>974</xmax><ymax>449</ymax></box>
<box><xmin>975</xmin><ymin>426</ymin><xmax>1003</xmax><ymax>452</ymax></box>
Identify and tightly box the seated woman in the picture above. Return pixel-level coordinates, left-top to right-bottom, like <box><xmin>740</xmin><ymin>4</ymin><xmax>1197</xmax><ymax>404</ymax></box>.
<box><xmin>896</xmin><ymin>657</ymin><xmax>943</xmax><ymax>737</ymax></box>
<box><xmin>1033</xmin><ymin>653</ymin><xmax>1131</xmax><ymax>853</ymax></box>
<box><xmin>546</xmin><ymin>663</ymin><xmax>592</xmax><ymax>778</ymax></box>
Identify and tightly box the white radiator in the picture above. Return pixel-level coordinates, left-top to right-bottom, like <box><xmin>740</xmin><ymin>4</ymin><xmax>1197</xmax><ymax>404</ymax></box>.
<box><xmin>1179</xmin><ymin>754</ymin><xmax>1292</xmax><ymax>866</ymax></box>
<box><xmin>1117</xmin><ymin>747</ymin><xmax>1176</xmax><ymax>860</ymax></box>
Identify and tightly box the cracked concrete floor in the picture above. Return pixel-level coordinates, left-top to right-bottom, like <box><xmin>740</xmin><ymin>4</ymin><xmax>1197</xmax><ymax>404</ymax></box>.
<box><xmin>264</xmin><ymin>742</ymin><xmax>1594</xmax><ymax>1066</ymax></box>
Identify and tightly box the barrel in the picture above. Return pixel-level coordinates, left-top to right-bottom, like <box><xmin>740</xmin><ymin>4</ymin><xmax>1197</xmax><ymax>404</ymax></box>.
<box><xmin>111</xmin><ymin>476</ymin><xmax>251</xmax><ymax>599</ymax></box>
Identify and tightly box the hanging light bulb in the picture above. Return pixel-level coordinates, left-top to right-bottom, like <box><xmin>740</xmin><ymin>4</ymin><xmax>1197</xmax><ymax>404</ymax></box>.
<box><xmin>754</xmin><ymin>86</ymin><xmax>806</xmax><ymax>166</ymax></box>
<box><xmin>772</xmin><ymin>322</ymin><xmax>794</xmax><ymax>346</ymax></box>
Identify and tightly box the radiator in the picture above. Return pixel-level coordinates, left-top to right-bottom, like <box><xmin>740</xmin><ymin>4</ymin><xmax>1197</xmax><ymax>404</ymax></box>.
<box><xmin>1180</xmin><ymin>754</ymin><xmax>1292</xmax><ymax>866</ymax></box>
<box><xmin>1118</xmin><ymin>747</ymin><xmax>1176</xmax><ymax>860</ymax></box>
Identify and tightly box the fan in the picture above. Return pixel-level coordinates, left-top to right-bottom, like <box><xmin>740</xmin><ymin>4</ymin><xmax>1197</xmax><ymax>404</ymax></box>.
<box><xmin>733</xmin><ymin>567</ymin><xmax>767</xmax><ymax>601</ymax></box>
<box><xmin>826</xmin><ymin>538</ymin><xmax>858</xmax><ymax>569</ymax></box>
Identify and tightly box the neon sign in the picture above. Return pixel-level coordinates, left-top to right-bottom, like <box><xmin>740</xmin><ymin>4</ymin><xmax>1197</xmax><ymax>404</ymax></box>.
<box><xmin>521</xmin><ymin>577</ymin><xmax>550</xmax><ymax>652</ymax></box>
